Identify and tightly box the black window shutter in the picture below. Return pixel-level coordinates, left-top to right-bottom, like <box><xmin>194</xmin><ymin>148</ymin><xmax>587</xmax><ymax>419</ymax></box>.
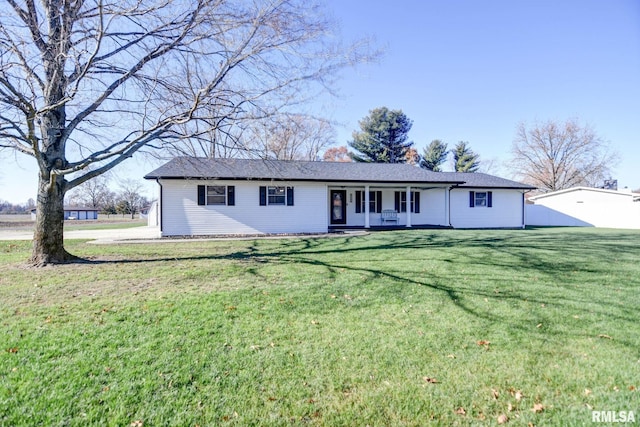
<box><xmin>469</xmin><ymin>191</ymin><xmax>475</xmax><ymax>208</ymax></box>
<box><xmin>227</xmin><ymin>186</ymin><xmax>235</xmax><ymax>206</ymax></box>
<box><xmin>259</xmin><ymin>186</ymin><xmax>267</xmax><ymax>206</ymax></box>
<box><xmin>487</xmin><ymin>191</ymin><xmax>493</xmax><ymax>208</ymax></box>
<box><xmin>394</xmin><ymin>192</ymin><xmax>400</xmax><ymax>212</ymax></box>
<box><xmin>286</xmin><ymin>187</ymin><xmax>294</xmax><ymax>206</ymax></box>
<box><xmin>355</xmin><ymin>191</ymin><xmax>362</xmax><ymax>213</ymax></box>
<box><xmin>414</xmin><ymin>191</ymin><xmax>420</xmax><ymax>213</ymax></box>
<box><xmin>197</xmin><ymin>185</ymin><xmax>206</xmax><ymax>206</ymax></box>
<box><xmin>376</xmin><ymin>191</ymin><xmax>382</xmax><ymax>213</ymax></box>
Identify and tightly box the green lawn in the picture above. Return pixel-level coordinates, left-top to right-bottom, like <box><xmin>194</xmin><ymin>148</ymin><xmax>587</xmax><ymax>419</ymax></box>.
<box><xmin>1</xmin><ymin>228</ymin><xmax>638</xmax><ymax>426</ymax></box>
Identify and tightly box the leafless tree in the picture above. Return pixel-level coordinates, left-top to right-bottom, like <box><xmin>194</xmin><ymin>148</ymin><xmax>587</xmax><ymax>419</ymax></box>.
<box><xmin>117</xmin><ymin>179</ymin><xmax>146</xmax><ymax>220</ymax></box>
<box><xmin>511</xmin><ymin>119</ymin><xmax>618</xmax><ymax>192</ymax></box>
<box><xmin>247</xmin><ymin>114</ymin><xmax>335</xmax><ymax>161</ymax></box>
<box><xmin>65</xmin><ymin>170</ymin><xmax>112</xmax><ymax>208</ymax></box>
<box><xmin>0</xmin><ymin>0</ymin><xmax>374</xmax><ymax>265</ymax></box>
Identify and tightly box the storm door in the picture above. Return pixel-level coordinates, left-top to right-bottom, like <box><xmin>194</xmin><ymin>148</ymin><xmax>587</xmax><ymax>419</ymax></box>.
<box><xmin>330</xmin><ymin>190</ymin><xmax>347</xmax><ymax>225</ymax></box>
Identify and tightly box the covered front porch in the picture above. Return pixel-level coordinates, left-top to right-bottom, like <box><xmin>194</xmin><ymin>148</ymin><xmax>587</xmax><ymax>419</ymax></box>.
<box><xmin>326</xmin><ymin>184</ymin><xmax>452</xmax><ymax>230</ymax></box>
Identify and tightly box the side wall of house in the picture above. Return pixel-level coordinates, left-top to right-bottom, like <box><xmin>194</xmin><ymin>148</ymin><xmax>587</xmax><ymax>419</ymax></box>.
<box><xmin>160</xmin><ymin>180</ymin><xmax>328</xmax><ymax>236</ymax></box>
<box><xmin>450</xmin><ymin>188</ymin><xmax>524</xmax><ymax>228</ymax></box>
<box><xmin>527</xmin><ymin>190</ymin><xmax>640</xmax><ymax>229</ymax></box>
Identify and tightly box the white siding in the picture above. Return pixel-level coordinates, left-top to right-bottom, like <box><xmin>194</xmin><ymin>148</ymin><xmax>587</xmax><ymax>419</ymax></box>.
<box><xmin>160</xmin><ymin>180</ymin><xmax>328</xmax><ymax>236</ymax></box>
<box><xmin>450</xmin><ymin>188</ymin><xmax>525</xmax><ymax>228</ymax></box>
<box><xmin>526</xmin><ymin>188</ymin><xmax>640</xmax><ymax>229</ymax></box>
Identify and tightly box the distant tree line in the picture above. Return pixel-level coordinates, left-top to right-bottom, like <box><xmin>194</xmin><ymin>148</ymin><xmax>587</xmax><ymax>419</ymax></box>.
<box><xmin>1</xmin><ymin>175</ymin><xmax>151</xmax><ymax>219</ymax></box>
<box><xmin>65</xmin><ymin>177</ymin><xmax>151</xmax><ymax>219</ymax></box>
<box><xmin>330</xmin><ymin>106</ymin><xmax>482</xmax><ymax>172</ymax></box>
<box><xmin>0</xmin><ymin>199</ymin><xmax>36</xmax><ymax>214</ymax></box>
<box><xmin>321</xmin><ymin>108</ymin><xmax>618</xmax><ymax>189</ymax></box>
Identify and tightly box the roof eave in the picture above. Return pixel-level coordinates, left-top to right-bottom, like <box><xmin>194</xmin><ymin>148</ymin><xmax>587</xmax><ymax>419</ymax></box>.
<box><xmin>145</xmin><ymin>175</ymin><xmax>466</xmax><ymax>185</ymax></box>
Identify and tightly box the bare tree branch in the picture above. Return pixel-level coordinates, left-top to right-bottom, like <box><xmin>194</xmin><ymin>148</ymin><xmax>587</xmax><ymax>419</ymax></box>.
<box><xmin>510</xmin><ymin>118</ymin><xmax>619</xmax><ymax>192</ymax></box>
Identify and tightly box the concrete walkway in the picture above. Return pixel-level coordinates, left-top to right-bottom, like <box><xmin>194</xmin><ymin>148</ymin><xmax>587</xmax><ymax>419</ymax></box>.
<box><xmin>0</xmin><ymin>226</ymin><xmax>366</xmax><ymax>244</ymax></box>
<box><xmin>0</xmin><ymin>226</ymin><xmax>161</xmax><ymax>243</ymax></box>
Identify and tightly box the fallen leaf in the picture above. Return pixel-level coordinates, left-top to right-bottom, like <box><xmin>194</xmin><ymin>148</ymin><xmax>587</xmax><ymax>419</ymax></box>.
<box><xmin>629</xmin><ymin>385</ymin><xmax>636</xmax><ymax>391</ymax></box>
<box><xmin>598</xmin><ymin>334</ymin><xmax>612</xmax><ymax>339</ymax></box>
<box><xmin>455</xmin><ymin>407</ymin><xmax>466</xmax><ymax>415</ymax></box>
<box><xmin>6</xmin><ymin>347</ymin><xmax>18</xmax><ymax>353</ymax></box>
<box><xmin>268</xmin><ymin>396</ymin><xmax>277</xmax><ymax>401</ymax></box>
<box><xmin>514</xmin><ymin>390</ymin><xmax>524</xmax><ymax>401</ymax></box>
<box><xmin>492</xmin><ymin>388</ymin><xmax>500</xmax><ymax>399</ymax></box>
<box><xmin>531</xmin><ymin>403</ymin><xmax>544</xmax><ymax>413</ymax></box>
<box><xmin>508</xmin><ymin>402</ymin><xmax>513</xmax><ymax>412</ymax></box>
<box><xmin>225</xmin><ymin>305</ymin><xmax>237</xmax><ymax>311</ymax></box>
<box><xmin>536</xmin><ymin>323</ymin><xmax>542</xmax><ymax>328</ymax></box>
<box><xmin>447</xmin><ymin>354</ymin><xmax>456</xmax><ymax>359</ymax></box>
<box><xmin>423</xmin><ymin>376</ymin><xmax>439</xmax><ymax>384</ymax></box>
<box><xmin>477</xmin><ymin>340</ymin><xmax>491</xmax><ymax>347</ymax></box>
<box><xmin>584</xmin><ymin>388</ymin><xmax>592</xmax><ymax>396</ymax></box>
<box><xmin>130</xmin><ymin>421</ymin><xmax>143</xmax><ymax>427</ymax></box>
<box><xmin>310</xmin><ymin>320</ymin><xmax>319</xmax><ymax>325</ymax></box>
<box><xmin>330</xmin><ymin>294</ymin><xmax>336</xmax><ymax>299</ymax></box>
<box><xmin>497</xmin><ymin>414</ymin><xmax>509</xmax><ymax>424</ymax></box>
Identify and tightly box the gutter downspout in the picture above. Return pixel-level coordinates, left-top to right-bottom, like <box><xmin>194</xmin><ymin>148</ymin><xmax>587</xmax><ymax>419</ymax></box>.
<box><xmin>156</xmin><ymin>178</ymin><xmax>163</xmax><ymax>235</ymax></box>
<box><xmin>446</xmin><ymin>186</ymin><xmax>453</xmax><ymax>227</ymax></box>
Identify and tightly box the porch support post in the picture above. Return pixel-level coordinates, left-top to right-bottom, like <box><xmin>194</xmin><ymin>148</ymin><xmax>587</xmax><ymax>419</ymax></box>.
<box><xmin>445</xmin><ymin>186</ymin><xmax>451</xmax><ymax>226</ymax></box>
<box><xmin>364</xmin><ymin>185</ymin><xmax>370</xmax><ymax>229</ymax></box>
<box><xmin>406</xmin><ymin>185</ymin><xmax>412</xmax><ymax>228</ymax></box>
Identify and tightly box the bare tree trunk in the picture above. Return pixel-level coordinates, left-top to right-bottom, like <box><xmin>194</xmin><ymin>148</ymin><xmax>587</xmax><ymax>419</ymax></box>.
<box><xmin>30</xmin><ymin>173</ymin><xmax>75</xmax><ymax>265</ymax></box>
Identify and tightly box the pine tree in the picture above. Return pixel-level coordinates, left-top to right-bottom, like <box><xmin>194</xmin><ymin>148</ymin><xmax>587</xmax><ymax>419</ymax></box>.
<box><xmin>349</xmin><ymin>107</ymin><xmax>414</xmax><ymax>163</ymax></box>
<box><xmin>452</xmin><ymin>141</ymin><xmax>480</xmax><ymax>172</ymax></box>
<box><xmin>420</xmin><ymin>139</ymin><xmax>448</xmax><ymax>171</ymax></box>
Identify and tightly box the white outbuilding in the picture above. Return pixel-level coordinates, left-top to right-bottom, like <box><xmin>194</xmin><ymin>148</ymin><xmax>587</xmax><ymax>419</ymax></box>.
<box><xmin>526</xmin><ymin>187</ymin><xmax>640</xmax><ymax>229</ymax></box>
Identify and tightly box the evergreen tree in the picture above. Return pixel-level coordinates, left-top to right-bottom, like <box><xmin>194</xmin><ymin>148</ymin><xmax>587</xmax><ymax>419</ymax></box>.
<box><xmin>420</xmin><ymin>139</ymin><xmax>448</xmax><ymax>171</ymax></box>
<box><xmin>349</xmin><ymin>107</ymin><xmax>414</xmax><ymax>163</ymax></box>
<box><xmin>452</xmin><ymin>141</ymin><xmax>480</xmax><ymax>172</ymax></box>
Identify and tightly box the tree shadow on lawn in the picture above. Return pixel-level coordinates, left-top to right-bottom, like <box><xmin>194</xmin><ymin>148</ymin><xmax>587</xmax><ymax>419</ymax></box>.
<box><xmin>78</xmin><ymin>229</ymin><xmax>640</xmax><ymax>351</ymax></box>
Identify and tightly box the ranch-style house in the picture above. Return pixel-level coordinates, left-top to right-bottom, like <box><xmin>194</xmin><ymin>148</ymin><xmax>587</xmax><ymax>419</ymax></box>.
<box><xmin>144</xmin><ymin>157</ymin><xmax>535</xmax><ymax>237</ymax></box>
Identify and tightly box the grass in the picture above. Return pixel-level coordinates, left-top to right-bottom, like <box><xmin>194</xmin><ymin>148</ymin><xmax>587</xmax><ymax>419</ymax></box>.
<box><xmin>1</xmin><ymin>228</ymin><xmax>639</xmax><ymax>426</ymax></box>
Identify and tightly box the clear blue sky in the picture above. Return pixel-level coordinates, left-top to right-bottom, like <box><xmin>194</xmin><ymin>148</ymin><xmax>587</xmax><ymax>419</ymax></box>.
<box><xmin>1</xmin><ymin>0</ymin><xmax>639</xmax><ymax>204</ymax></box>
<box><xmin>324</xmin><ymin>0</ymin><xmax>640</xmax><ymax>182</ymax></box>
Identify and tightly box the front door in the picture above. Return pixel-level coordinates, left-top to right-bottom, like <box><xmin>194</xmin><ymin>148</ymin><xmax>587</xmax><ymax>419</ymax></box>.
<box><xmin>330</xmin><ymin>190</ymin><xmax>347</xmax><ymax>225</ymax></box>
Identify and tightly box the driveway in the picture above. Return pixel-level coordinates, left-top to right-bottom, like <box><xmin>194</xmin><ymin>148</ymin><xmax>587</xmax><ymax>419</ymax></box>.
<box><xmin>0</xmin><ymin>226</ymin><xmax>161</xmax><ymax>243</ymax></box>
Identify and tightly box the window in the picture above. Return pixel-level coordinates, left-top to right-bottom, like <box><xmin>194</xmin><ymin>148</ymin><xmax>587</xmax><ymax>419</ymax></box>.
<box><xmin>394</xmin><ymin>191</ymin><xmax>421</xmax><ymax>213</ymax></box>
<box><xmin>268</xmin><ymin>186</ymin><xmax>286</xmax><ymax>205</ymax></box>
<box><xmin>197</xmin><ymin>185</ymin><xmax>235</xmax><ymax>206</ymax></box>
<box><xmin>369</xmin><ymin>191</ymin><xmax>382</xmax><ymax>213</ymax></box>
<box><xmin>354</xmin><ymin>190</ymin><xmax>381</xmax><ymax>213</ymax></box>
<box><xmin>259</xmin><ymin>186</ymin><xmax>294</xmax><ymax>206</ymax></box>
<box><xmin>469</xmin><ymin>191</ymin><xmax>492</xmax><ymax>208</ymax></box>
<box><xmin>207</xmin><ymin>186</ymin><xmax>226</xmax><ymax>205</ymax></box>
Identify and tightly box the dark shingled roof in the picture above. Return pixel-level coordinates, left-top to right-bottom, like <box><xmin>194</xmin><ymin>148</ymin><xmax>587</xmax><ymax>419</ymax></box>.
<box><xmin>145</xmin><ymin>157</ymin><xmax>535</xmax><ymax>189</ymax></box>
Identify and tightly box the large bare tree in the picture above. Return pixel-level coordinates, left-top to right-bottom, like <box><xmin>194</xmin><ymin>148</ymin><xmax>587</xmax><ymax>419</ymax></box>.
<box><xmin>0</xmin><ymin>0</ymin><xmax>371</xmax><ymax>265</ymax></box>
<box><xmin>250</xmin><ymin>114</ymin><xmax>335</xmax><ymax>161</ymax></box>
<box><xmin>511</xmin><ymin>119</ymin><xmax>618</xmax><ymax>192</ymax></box>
